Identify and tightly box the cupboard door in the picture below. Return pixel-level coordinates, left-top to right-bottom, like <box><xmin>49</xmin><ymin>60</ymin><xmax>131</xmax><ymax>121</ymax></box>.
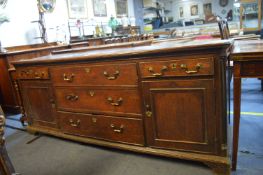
<box><xmin>20</xmin><ymin>81</ymin><xmax>57</xmax><ymax>128</ymax></box>
<box><xmin>142</xmin><ymin>79</ymin><xmax>216</xmax><ymax>154</ymax></box>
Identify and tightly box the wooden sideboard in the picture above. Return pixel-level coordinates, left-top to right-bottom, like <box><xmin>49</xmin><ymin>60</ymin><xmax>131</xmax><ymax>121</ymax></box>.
<box><xmin>12</xmin><ymin>39</ymin><xmax>232</xmax><ymax>174</ymax></box>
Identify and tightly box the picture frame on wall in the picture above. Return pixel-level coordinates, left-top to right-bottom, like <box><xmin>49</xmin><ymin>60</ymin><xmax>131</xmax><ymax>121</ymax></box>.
<box><xmin>93</xmin><ymin>0</ymin><xmax>107</xmax><ymax>17</ymax></box>
<box><xmin>67</xmin><ymin>0</ymin><xmax>88</xmax><ymax>19</ymax></box>
<box><xmin>219</xmin><ymin>0</ymin><xmax>228</xmax><ymax>7</ymax></box>
<box><xmin>203</xmin><ymin>3</ymin><xmax>212</xmax><ymax>16</ymax></box>
<box><xmin>115</xmin><ymin>0</ymin><xmax>128</xmax><ymax>17</ymax></box>
<box><xmin>190</xmin><ymin>5</ymin><xmax>198</xmax><ymax>16</ymax></box>
<box><xmin>179</xmin><ymin>7</ymin><xmax>184</xmax><ymax>18</ymax></box>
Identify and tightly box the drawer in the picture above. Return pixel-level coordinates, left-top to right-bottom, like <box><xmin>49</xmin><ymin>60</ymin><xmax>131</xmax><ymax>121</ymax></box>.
<box><xmin>139</xmin><ymin>57</ymin><xmax>214</xmax><ymax>78</ymax></box>
<box><xmin>55</xmin><ymin>87</ymin><xmax>142</xmax><ymax>117</ymax></box>
<box><xmin>58</xmin><ymin>111</ymin><xmax>145</xmax><ymax>145</ymax></box>
<box><xmin>17</xmin><ymin>67</ymin><xmax>49</xmax><ymax>80</ymax></box>
<box><xmin>50</xmin><ymin>63</ymin><xmax>138</xmax><ymax>86</ymax></box>
<box><xmin>240</xmin><ymin>61</ymin><xmax>263</xmax><ymax>77</ymax></box>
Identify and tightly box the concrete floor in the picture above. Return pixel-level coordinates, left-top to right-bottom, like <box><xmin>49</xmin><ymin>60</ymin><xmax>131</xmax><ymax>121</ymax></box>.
<box><xmin>4</xmin><ymin>78</ymin><xmax>263</xmax><ymax>175</ymax></box>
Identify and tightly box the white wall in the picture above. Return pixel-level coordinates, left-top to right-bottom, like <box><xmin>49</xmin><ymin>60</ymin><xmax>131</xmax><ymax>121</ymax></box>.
<box><xmin>0</xmin><ymin>0</ymin><xmax>40</xmax><ymax>47</ymax></box>
<box><xmin>212</xmin><ymin>0</ymin><xmax>233</xmax><ymax>18</ymax></box>
<box><xmin>0</xmin><ymin>0</ymin><xmax>135</xmax><ymax>47</ymax></box>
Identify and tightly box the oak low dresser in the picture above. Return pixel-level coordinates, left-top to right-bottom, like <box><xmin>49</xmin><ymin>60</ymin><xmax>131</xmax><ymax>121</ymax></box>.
<box><xmin>12</xmin><ymin>39</ymin><xmax>232</xmax><ymax>175</ymax></box>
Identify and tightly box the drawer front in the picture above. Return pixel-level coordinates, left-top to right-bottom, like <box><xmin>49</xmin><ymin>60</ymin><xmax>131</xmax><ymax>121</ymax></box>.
<box><xmin>17</xmin><ymin>67</ymin><xmax>49</xmax><ymax>80</ymax></box>
<box><xmin>50</xmin><ymin>63</ymin><xmax>138</xmax><ymax>86</ymax></box>
<box><xmin>55</xmin><ymin>87</ymin><xmax>142</xmax><ymax>117</ymax></box>
<box><xmin>59</xmin><ymin>112</ymin><xmax>145</xmax><ymax>145</ymax></box>
<box><xmin>139</xmin><ymin>57</ymin><xmax>214</xmax><ymax>78</ymax></box>
<box><xmin>241</xmin><ymin>61</ymin><xmax>263</xmax><ymax>77</ymax></box>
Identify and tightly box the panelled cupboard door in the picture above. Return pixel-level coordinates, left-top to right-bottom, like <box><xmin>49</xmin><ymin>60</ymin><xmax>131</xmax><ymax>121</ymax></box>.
<box><xmin>20</xmin><ymin>81</ymin><xmax>57</xmax><ymax>128</ymax></box>
<box><xmin>142</xmin><ymin>79</ymin><xmax>216</xmax><ymax>154</ymax></box>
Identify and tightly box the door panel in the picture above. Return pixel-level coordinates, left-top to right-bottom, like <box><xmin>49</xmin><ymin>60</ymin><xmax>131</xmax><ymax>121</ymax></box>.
<box><xmin>142</xmin><ymin>79</ymin><xmax>216</xmax><ymax>154</ymax></box>
<box><xmin>20</xmin><ymin>81</ymin><xmax>57</xmax><ymax>128</ymax></box>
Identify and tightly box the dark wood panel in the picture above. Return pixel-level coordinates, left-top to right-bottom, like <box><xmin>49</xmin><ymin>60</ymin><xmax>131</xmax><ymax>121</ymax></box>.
<box><xmin>0</xmin><ymin>58</ymin><xmax>18</xmax><ymax>110</ymax></box>
<box><xmin>241</xmin><ymin>61</ymin><xmax>263</xmax><ymax>77</ymax></box>
<box><xmin>20</xmin><ymin>81</ymin><xmax>57</xmax><ymax>128</ymax></box>
<box><xmin>142</xmin><ymin>79</ymin><xmax>216</xmax><ymax>154</ymax></box>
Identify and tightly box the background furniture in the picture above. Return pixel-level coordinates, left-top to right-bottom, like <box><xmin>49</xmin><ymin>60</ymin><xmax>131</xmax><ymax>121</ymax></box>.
<box><xmin>13</xmin><ymin>39</ymin><xmax>231</xmax><ymax>175</ymax></box>
<box><xmin>231</xmin><ymin>39</ymin><xmax>263</xmax><ymax>170</ymax></box>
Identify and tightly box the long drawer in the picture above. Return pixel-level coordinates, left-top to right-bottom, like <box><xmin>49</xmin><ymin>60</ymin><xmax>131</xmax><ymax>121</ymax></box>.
<box><xmin>55</xmin><ymin>87</ymin><xmax>142</xmax><ymax>117</ymax></box>
<box><xmin>17</xmin><ymin>67</ymin><xmax>49</xmax><ymax>80</ymax></box>
<box><xmin>50</xmin><ymin>63</ymin><xmax>138</xmax><ymax>86</ymax></box>
<box><xmin>58</xmin><ymin>111</ymin><xmax>145</xmax><ymax>145</ymax></box>
<box><xmin>139</xmin><ymin>57</ymin><xmax>214</xmax><ymax>78</ymax></box>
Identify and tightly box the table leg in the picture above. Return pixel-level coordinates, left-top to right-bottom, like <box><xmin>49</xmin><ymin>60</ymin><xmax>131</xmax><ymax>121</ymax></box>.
<box><xmin>232</xmin><ymin>75</ymin><xmax>241</xmax><ymax>171</ymax></box>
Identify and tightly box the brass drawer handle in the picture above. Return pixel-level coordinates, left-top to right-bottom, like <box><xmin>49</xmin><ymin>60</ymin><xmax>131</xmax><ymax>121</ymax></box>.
<box><xmin>34</xmin><ymin>72</ymin><xmax>45</xmax><ymax>79</ymax></box>
<box><xmin>69</xmin><ymin>119</ymin><xmax>80</xmax><ymax>127</ymax></box>
<box><xmin>92</xmin><ymin>117</ymin><xmax>97</xmax><ymax>123</ymax></box>
<box><xmin>103</xmin><ymin>70</ymin><xmax>120</xmax><ymax>80</ymax></box>
<box><xmin>63</xmin><ymin>73</ymin><xmax>75</xmax><ymax>82</ymax></box>
<box><xmin>145</xmin><ymin>104</ymin><xmax>152</xmax><ymax>117</ymax></box>
<box><xmin>107</xmin><ymin>97</ymin><xmax>123</xmax><ymax>106</ymax></box>
<box><xmin>50</xmin><ymin>99</ymin><xmax>56</xmax><ymax>108</ymax></box>
<box><xmin>20</xmin><ymin>70</ymin><xmax>32</xmax><ymax>77</ymax></box>
<box><xmin>66</xmin><ymin>94</ymin><xmax>79</xmax><ymax>101</ymax></box>
<box><xmin>148</xmin><ymin>66</ymin><xmax>168</xmax><ymax>77</ymax></box>
<box><xmin>110</xmin><ymin>124</ymin><xmax>124</xmax><ymax>133</ymax></box>
<box><xmin>180</xmin><ymin>63</ymin><xmax>202</xmax><ymax>74</ymax></box>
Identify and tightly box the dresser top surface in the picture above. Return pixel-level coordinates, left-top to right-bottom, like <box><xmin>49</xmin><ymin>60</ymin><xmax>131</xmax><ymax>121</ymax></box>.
<box><xmin>231</xmin><ymin>39</ymin><xmax>263</xmax><ymax>61</ymax></box>
<box><xmin>11</xmin><ymin>39</ymin><xmax>232</xmax><ymax>66</ymax></box>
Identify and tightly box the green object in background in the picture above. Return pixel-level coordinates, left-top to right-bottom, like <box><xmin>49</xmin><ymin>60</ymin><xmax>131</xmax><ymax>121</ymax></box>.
<box><xmin>0</xmin><ymin>13</ymin><xmax>9</xmax><ymax>25</ymax></box>
<box><xmin>108</xmin><ymin>16</ymin><xmax>118</xmax><ymax>31</ymax></box>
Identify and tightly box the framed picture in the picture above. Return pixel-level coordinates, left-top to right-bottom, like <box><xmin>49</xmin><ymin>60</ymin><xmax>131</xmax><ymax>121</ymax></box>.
<box><xmin>190</xmin><ymin>5</ymin><xmax>198</xmax><ymax>16</ymax></box>
<box><xmin>219</xmin><ymin>0</ymin><xmax>228</xmax><ymax>7</ymax></box>
<box><xmin>203</xmin><ymin>3</ymin><xmax>212</xmax><ymax>16</ymax></box>
<box><xmin>115</xmin><ymin>0</ymin><xmax>128</xmax><ymax>17</ymax></box>
<box><xmin>93</xmin><ymin>0</ymin><xmax>107</xmax><ymax>17</ymax></box>
<box><xmin>179</xmin><ymin>7</ymin><xmax>184</xmax><ymax>18</ymax></box>
<box><xmin>67</xmin><ymin>0</ymin><xmax>88</xmax><ymax>19</ymax></box>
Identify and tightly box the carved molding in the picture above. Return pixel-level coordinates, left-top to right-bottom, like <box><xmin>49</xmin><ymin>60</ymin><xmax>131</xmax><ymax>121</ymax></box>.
<box><xmin>0</xmin><ymin>114</ymin><xmax>5</xmax><ymax>146</ymax></box>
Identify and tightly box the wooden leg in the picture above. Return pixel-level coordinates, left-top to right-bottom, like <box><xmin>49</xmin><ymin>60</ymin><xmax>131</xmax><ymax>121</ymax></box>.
<box><xmin>19</xmin><ymin>114</ymin><xmax>27</xmax><ymax>126</ymax></box>
<box><xmin>205</xmin><ymin>162</ymin><xmax>231</xmax><ymax>175</ymax></box>
<box><xmin>232</xmin><ymin>76</ymin><xmax>241</xmax><ymax>170</ymax></box>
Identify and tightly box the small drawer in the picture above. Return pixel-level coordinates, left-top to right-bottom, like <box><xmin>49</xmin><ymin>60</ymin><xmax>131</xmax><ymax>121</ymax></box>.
<box><xmin>139</xmin><ymin>57</ymin><xmax>214</xmax><ymax>78</ymax></box>
<box><xmin>58</xmin><ymin>111</ymin><xmax>145</xmax><ymax>145</ymax></box>
<box><xmin>17</xmin><ymin>67</ymin><xmax>49</xmax><ymax>80</ymax></box>
<box><xmin>55</xmin><ymin>87</ymin><xmax>142</xmax><ymax>117</ymax></box>
<box><xmin>241</xmin><ymin>61</ymin><xmax>263</xmax><ymax>77</ymax></box>
<box><xmin>50</xmin><ymin>63</ymin><xmax>138</xmax><ymax>86</ymax></box>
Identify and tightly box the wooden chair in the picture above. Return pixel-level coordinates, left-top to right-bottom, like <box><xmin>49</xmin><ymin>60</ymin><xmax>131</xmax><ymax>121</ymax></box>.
<box><xmin>0</xmin><ymin>106</ymin><xmax>16</xmax><ymax>175</ymax></box>
<box><xmin>217</xmin><ymin>18</ymin><xmax>230</xmax><ymax>39</ymax></box>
